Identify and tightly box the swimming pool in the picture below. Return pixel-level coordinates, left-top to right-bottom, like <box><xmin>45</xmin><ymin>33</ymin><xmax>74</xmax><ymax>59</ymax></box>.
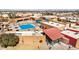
<box><xmin>19</xmin><ymin>24</ymin><xmax>35</xmax><ymax>30</ymax></box>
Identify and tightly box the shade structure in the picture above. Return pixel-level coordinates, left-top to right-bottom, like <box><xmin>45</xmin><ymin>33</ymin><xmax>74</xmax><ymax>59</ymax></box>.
<box><xmin>43</xmin><ymin>28</ymin><xmax>63</xmax><ymax>41</ymax></box>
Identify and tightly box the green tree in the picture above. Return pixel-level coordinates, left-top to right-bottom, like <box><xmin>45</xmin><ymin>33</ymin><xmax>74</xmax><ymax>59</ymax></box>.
<box><xmin>0</xmin><ymin>34</ymin><xmax>19</xmax><ymax>48</ymax></box>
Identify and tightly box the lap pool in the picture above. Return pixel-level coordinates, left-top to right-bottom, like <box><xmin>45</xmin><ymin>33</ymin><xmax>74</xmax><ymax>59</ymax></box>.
<box><xmin>19</xmin><ymin>24</ymin><xmax>35</xmax><ymax>30</ymax></box>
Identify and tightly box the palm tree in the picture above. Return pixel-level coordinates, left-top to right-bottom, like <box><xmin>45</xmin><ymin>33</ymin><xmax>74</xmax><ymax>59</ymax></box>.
<box><xmin>8</xmin><ymin>12</ymin><xmax>16</xmax><ymax>19</ymax></box>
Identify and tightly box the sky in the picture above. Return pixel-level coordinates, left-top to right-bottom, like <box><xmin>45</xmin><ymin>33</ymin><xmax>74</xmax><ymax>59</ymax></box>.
<box><xmin>0</xmin><ymin>0</ymin><xmax>79</xmax><ymax>9</ymax></box>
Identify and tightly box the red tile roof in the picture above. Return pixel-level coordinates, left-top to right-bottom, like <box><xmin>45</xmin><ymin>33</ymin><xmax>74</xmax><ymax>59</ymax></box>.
<box><xmin>43</xmin><ymin>28</ymin><xmax>63</xmax><ymax>41</ymax></box>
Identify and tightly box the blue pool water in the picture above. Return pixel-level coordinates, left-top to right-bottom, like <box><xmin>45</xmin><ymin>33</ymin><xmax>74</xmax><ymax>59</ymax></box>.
<box><xmin>19</xmin><ymin>24</ymin><xmax>35</xmax><ymax>30</ymax></box>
